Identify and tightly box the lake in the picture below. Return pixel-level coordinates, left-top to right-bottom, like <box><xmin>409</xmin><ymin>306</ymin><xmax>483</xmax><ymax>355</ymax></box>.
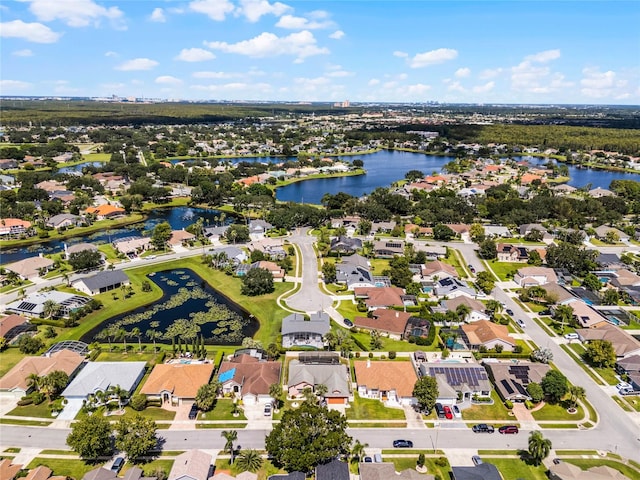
<box><xmin>0</xmin><ymin>206</ymin><xmax>228</xmax><ymax>265</ymax></box>
<box><xmin>80</xmin><ymin>268</ymin><xmax>257</xmax><ymax>345</ymax></box>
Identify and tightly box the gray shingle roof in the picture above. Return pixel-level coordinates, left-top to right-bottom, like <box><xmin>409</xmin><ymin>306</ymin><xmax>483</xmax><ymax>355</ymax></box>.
<box><xmin>281</xmin><ymin>313</ymin><xmax>330</xmax><ymax>336</ymax></box>
<box><xmin>77</xmin><ymin>270</ymin><xmax>129</xmax><ymax>292</ymax></box>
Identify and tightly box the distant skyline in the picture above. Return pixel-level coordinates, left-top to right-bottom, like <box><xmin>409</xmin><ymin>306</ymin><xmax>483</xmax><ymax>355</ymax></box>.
<box><xmin>1</xmin><ymin>0</ymin><xmax>639</xmax><ymax>105</ymax></box>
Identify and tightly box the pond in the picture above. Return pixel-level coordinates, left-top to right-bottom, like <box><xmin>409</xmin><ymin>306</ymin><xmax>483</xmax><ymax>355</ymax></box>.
<box><xmin>57</xmin><ymin>161</ymin><xmax>106</xmax><ymax>174</ymax></box>
<box><xmin>80</xmin><ymin>268</ymin><xmax>257</xmax><ymax>345</ymax></box>
<box><xmin>0</xmin><ymin>206</ymin><xmax>229</xmax><ymax>265</ymax></box>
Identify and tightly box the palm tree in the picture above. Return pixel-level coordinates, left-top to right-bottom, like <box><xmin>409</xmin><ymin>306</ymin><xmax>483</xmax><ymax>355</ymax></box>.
<box><xmin>528</xmin><ymin>430</ymin><xmax>552</xmax><ymax>466</ymax></box>
<box><xmin>131</xmin><ymin>327</ymin><xmax>142</xmax><ymax>352</ymax></box>
<box><xmin>485</xmin><ymin>299</ymin><xmax>502</xmax><ymax>320</ymax></box>
<box><xmin>109</xmin><ymin>384</ymin><xmax>128</xmax><ymax>410</ymax></box>
<box><xmin>146</xmin><ymin>322</ymin><xmax>161</xmax><ymax>352</ymax></box>
<box><xmin>350</xmin><ymin>439</ymin><xmax>369</xmax><ymax>463</ymax></box>
<box><xmin>221</xmin><ymin>430</ymin><xmax>238</xmax><ymax>463</ymax></box>
<box><xmin>26</xmin><ymin>373</ymin><xmax>41</xmax><ymax>393</ymax></box>
<box><xmin>42</xmin><ymin>300</ymin><xmax>59</xmax><ymax>319</ymax></box>
<box><xmin>568</xmin><ymin>385</ymin><xmax>586</xmax><ymax>409</ymax></box>
<box><xmin>235</xmin><ymin>449</ymin><xmax>263</xmax><ymax>472</ymax></box>
<box><xmin>269</xmin><ymin>383</ymin><xmax>283</xmax><ymax>410</ymax></box>
<box><xmin>553</xmin><ymin>304</ymin><xmax>574</xmax><ymax>333</ymax></box>
<box><xmin>117</xmin><ymin>327</ymin><xmax>128</xmax><ymax>353</ymax></box>
<box><xmin>62</xmin><ymin>271</ymin><xmax>70</xmax><ymax>287</ymax></box>
<box><xmin>455</xmin><ymin>304</ymin><xmax>471</xmax><ymax>323</ymax></box>
<box><xmin>315</xmin><ymin>383</ymin><xmax>328</xmax><ymax>401</ymax></box>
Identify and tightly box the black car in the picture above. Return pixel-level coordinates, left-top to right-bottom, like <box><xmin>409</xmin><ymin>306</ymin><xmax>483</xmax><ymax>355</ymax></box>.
<box><xmin>472</xmin><ymin>424</ymin><xmax>495</xmax><ymax>433</ymax></box>
<box><xmin>111</xmin><ymin>457</ymin><xmax>125</xmax><ymax>473</ymax></box>
<box><xmin>393</xmin><ymin>439</ymin><xmax>414</xmax><ymax>448</ymax></box>
<box><xmin>344</xmin><ymin>319</ymin><xmax>354</xmax><ymax>327</ymax></box>
<box><xmin>506</xmin><ymin>309</ymin><xmax>514</xmax><ymax>316</ymax></box>
<box><xmin>188</xmin><ymin>404</ymin><xmax>199</xmax><ymax>420</ymax></box>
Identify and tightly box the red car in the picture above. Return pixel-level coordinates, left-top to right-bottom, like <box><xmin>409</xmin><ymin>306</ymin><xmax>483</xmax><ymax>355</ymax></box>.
<box><xmin>443</xmin><ymin>405</ymin><xmax>453</xmax><ymax>419</ymax></box>
<box><xmin>498</xmin><ymin>425</ymin><xmax>519</xmax><ymax>434</ymax></box>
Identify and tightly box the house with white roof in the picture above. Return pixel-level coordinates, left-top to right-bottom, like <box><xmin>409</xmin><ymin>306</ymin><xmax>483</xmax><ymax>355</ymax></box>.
<box><xmin>62</xmin><ymin>361</ymin><xmax>146</xmax><ymax>400</ymax></box>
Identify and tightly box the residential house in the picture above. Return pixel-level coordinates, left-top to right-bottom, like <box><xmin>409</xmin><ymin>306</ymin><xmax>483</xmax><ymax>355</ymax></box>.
<box><xmin>168</xmin><ymin>229</ymin><xmax>196</xmax><ymax>249</ymax></box>
<box><xmin>335</xmin><ymin>254</ymin><xmax>376</xmax><ymax>290</ymax></box>
<box><xmin>359</xmin><ymin>463</ymin><xmax>432</xmax><ymax>480</ymax></box>
<box><xmin>250</xmin><ymin>238</ymin><xmax>287</xmax><ymax>259</ymax></box>
<box><xmin>0</xmin><ymin>218</ymin><xmax>32</xmax><ymax>237</ymax></box>
<box><xmin>46</xmin><ymin>214</ymin><xmax>83</xmax><ymax>229</ymax></box>
<box><xmin>593</xmin><ymin>225</ymin><xmax>629</xmax><ymax>242</ymax></box>
<box><xmin>443</xmin><ymin>297</ymin><xmax>490</xmax><ymax>322</ymax></box>
<box><xmin>373</xmin><ymin>239</ymin><xmax>405</xmax><ymax>258</ymax></box>
<box><xmin>218</xmin><ymin>354</ymin><xmax>281</xmax><ymax>405</ymax></box>
<box><xmin>72</xmin><ymin>270</ymin><xmax>130</xmax><ymax>296</ymax></box>
<box><xmin>496</xmin><ymin>243</ymin><xmax>528</xmax><ymax>262</ymax></box>
<box><xmin>484</xmin><ymin>225</ymin><xmax>511</xmax><ymax>238</ymax></box>
<box><xmin>446</xmin><ymin>224</ymin><xmax>470</xmax><ymax>236</ymax></box>
<box><xmin>460</xmin><ymin>320</ymin><xmax>516</xmax><ymax>352</ymax></box>
<box><xmin>0</xmin><ymin>459</ymin><xmax>23</xmax><ymax>480</ymax></box>
<box><xmin>4</xmin><ymin>256</ymin><xmax>54</xmax><ymax>280</ymax></box>
<box><xmin>371</xmin><ymin>221</ymin><xmax>397</xmax><ymax>233</ymax></box>
<box><xmin>588</xmin><ymin>187</ymin><xmax>616</xmax><ymax>198</ymax></box>
<box><xmin>419</xmin><ymin>363</ymin><xmax>492</xmax><ymax>404</ymax></box>
<box><xmin>519</xmin><ymin>223</ymin><xmax>548</xmax><ymax>237</ymax></box>
<box><xmin>353</xmin><ymin>360</ymin><xmax>417</xmax><ymax>406</ymax></box>
<box><xmin>404</xmin><ymin>223</ymin><xmax>433</xmax><ymax>238</ymax></box>
<box><xmin>451</xmin><ymin>463</ymin><xmax>503</xmax><ymax>480</ymax></box>
<box><xmin>287</xmin><ymin>357</ymin><xmax>351</xmax><ymax>405</ymax></box>
<box><xmin>434</xmin><ymin>277</ymin><xmax>477</xmax><ymax>299</ymax></box>
<box><xmin>330</xmin><ymin>236</ymin><xmax>362</xmax><ymax>255</ymax></box>
<box><xmin>315</xmin><ymin>459</ymin><xmax>349</xmax><ymax>480</ymax></box>
<box><xmin>0</xmin><ymin>349</ymin><xmax>85</xmax><ymax>399</ymax></box>
<box><xmin>514</xmin><ymin>267</ymin><xmax>558</xmax><ymax>287</ymax></box>
<box><xmin>421</xmin><ymin>260</ymin><xmax>458</xmax><ymax>281</ymax></box>
<box><xmin>542</xmin><ymin>282</ymin><xmax>576</xmax><ymax>304</ymax></box>
<box><xmin>36</xmin><ymin>180</ymin><xmax>66</xmax><ymax>192</ymax></box>
<box><xmin>168</xmin><ymin>450</ymin><xmax>212</xmax><ymax>480</ymax></box>
<box><xmin>596</xmin><ymin>253</ymin><xmax>625</xmax><ymax>270</ymax></box>
<box><xmin>141</xmin><ymin>363</ymin><xmax>215</xmax><ymax>406</ymax></box>
<box><xmin>416</xmin><ymin>244</ymin><xmax>447</xmax><ymax>260</ymax></box>
<box><xmin>113</xmin><ymin>236</ymin><xmax>151</xmax><ymax>257</ymax></box>
<box><xmin>203</xmin><ymin>225</ymin><xmax>229</xmax><ymax>242</ymax></box>
<box><xmin>549</xmin><ymin>462</ymin><xmax>631</xmax><ymax>480</ymax></box>
<box><xmin>82</xmin><ymin>466</ymin><xmax>155</xmax><ymax>480</ymax></box>
<box><xmin>238</xmin><ymin>260</ymin><xmax>285</xmax><ymax>279</ymax></box>
<box><xmin>354</xmin><ymin>309</ymin><xmax>413</xmax><ymax>339</ymax></box>
<box><xmin>565</xmin><ymin>300</ymin><xmax>608</xmax><ymax>328</ymax></box>
<box><xmin>65</xmin><ymin>242</ymin><xmax>99</xmax><ymax>259</ymax></box>
<box><xmin>63</xmin><ymin>361</ymin><xmax>146</xmax><ymax>402</ymax></box>
<box><xmin>210</xmin><ymin>246</ymin><xmax>247</xmax><ymax>265</ymax></box>
<box><xmin>551</xmin><ymin>184</ymin><xmax>577</xmax><ymax>196</ymax></box>
<box><xmin>281</xmin><ymin>312</ymin><xmax>330</xmax><ymax>349</ymax></box>
<box><xmin>484</xmin><ymin>361</ymin><xmax>550</xmax><ymax>402</ymax></box>
<box><xmin>248</xmin><ymin>219</ymin><xmax>273</xmax><ymax>239</ymax></box>
<box><xmin>0</xmin><ymin>314</ymin><xmax>30</xmax><ymax>343</ymax></box>
<box><xmin>85</xmin><ymin>204</ymin><xmax>126</xmax><ymax>219</ymax></box>
<box><xmin>353</xmin><ymin>286</ymin><xmax>405</xmax><ymax>310</ymax></box>
<box><xmin>615</xmin><ymin>355</ymin><xmax>640</xmax><ymax>391</ymax></box>
<box><xmin>404</xmin><ymin>317</ymin><xmax>431</xmax><ymax>340</ymax></box>
<box><xmin>0</xmin><ymin>158</ymin><xmax>18</xmax><ymax>169</ymax></box>
<box><xmin>5</xmin><ymin>291</ymin><xmax>90</xmax><ymax>317</ymax></box>
<box><xmin>267</xmin><ymin>473</ymin><xmax>305</xmax><ymax>480</ymax></box>
<box><xmin>610</xmin><ymin>269</ymin><xmax>640</xmax><ymax>289</ymax></box>
<box><xmin>576</xmin><ymin>323</ymin><xmax>640</xmax><ymax>359</ymax></box>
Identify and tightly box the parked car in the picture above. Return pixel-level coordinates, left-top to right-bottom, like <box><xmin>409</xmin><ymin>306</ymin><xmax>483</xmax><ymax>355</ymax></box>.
<box><xmin>443</xmin><ymin>405</ymin><xmax>453</xmax><ymax>420</ymax></box>
<box><xmin>393</xmin><ymin>439</ymin><xmax>414</xmax><ymax>448</ymax></box>
<box><xmin>472</xmin><ymin>424</ymin><xmax>495</xmax><ymax>433</ymax></box>
<box><xmin>373</xmin><ymin>454</ymin><xmax>382</xmax><ymax>463</ymax></box>
<box><xmin>452</xmin><ymin>405</ymin><xmax>462</xmax><ymax>418</ymax></box>
<box><xmin>506</xmin><ymin>309</ymin><xmax>514</xmax><ymax>316</ymax></box>
<box><xmin>553</xmin><ymin>458</ymin><xmax>562</xmax><ymax>465</ymax></box>
<box><xmin>564</xmin><ymin>333</ymin><xmax>579</xmax><ymax>340</ymax></box>
<box><xmin>111</xmin><ymin>458</ymin><xmax>125</xmax><ymax>473</ymax></box>
<box><xmin>498</xmin><ymin>425</ymin><xmax>519</xmax><ymax>434</ymax></box>
<box><xmin>468</xmin><ymin>264</ymin><xmax>476</xmax><ymax>274</ymax></box>
<box><xmin>516</xmin><ymin>318</ymin><xmax>526</xmax><ymax>328</ymax></box>
<box><xmin>264</xmin><ymin>403</ymin><xmax>272</xmax><ymax>416</ymax></box>
<box><xmin>344</xmin><ymin>319</ymin><xmax>353</xmax><ymax>327</ymax></box>
<box><xmin>188</xmin><ymin>404</ymin><xmax>199</xmax><ymax>420</ymax></box>
<box><xmin>434</xmin><ymin>402</ymin><xmax>445</xmax><ymax>418</ymax></box>
<box><xmin>616</xmin><ymin>382</ymin><xmax>632</xmax><ymax>392</ymax></box>
<box><xmin>472</xmin><ymin>455</ymin><xmax>483</xmax><ymax>465</ymax></box>
<box><xmin>363</xmin><ymin>456</ymin><xmax>373</xmax><ymax>463</ymax></box>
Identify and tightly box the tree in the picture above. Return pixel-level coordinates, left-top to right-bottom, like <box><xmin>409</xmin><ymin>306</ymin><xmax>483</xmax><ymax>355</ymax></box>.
<box><xmin>568</xmin><ymin>385</ymin><xmax>586</xmax><ymax>409</ymax></box>
<box><xmin>455</xmin><ymin>304</ymin><xmax>471</xmax><ymax>323</ymax></box>
<box><xmin>221</xmin><ymin>430</ymin><xmax>238</xmax><ymax>463</ymax></box>
<box><xmin>527</xmin><ymin>382</ymin><xmax>544</xmax><ymax>403</ymax></box>
<box><xmin>42</xmin><ymin>299</ymin><xmax>60</xmax><ymax>319</ymax></box>
<box><xmin>130</xmin><ymin>394</ymin><xmax>147</xmax><ymax>411</ymax></box>
<box><xmin>265</xmin><ymin>402</ymin><xmax>351</xmax><ymax>473</ymax></box>
<box><xmin>241</xmin><ymin>268</ymin><xmax>274</xmax><ymax>296</ymax></box>
<box><xmin>369</xmin><ymin>330</ymin><xmax>383</xmax><ymax>350</ymax></box>
<box><xmin>552</xmin><ymin>304</ymin><xmax>574</xmax><ymax>332</ymax></box>
<box><xmin>131</xmin><ymin>327</ymin><xmax>142</xmax><ymax>352</ymax></box>
<box><xmin>235</xmin><ymin>449</ymin><xmax>263</xmax><ymax>472</ymax></box>
<box><xmin>582</xmin><ymin>273</ymin><xmax>602</xmax><ymax>292</ymax></box>
<box><xmin>485</xmin><ymin>299</ymin><xmax>502</xmax><ymax>319</ymax></box>
<box><xmin>382</xmin><ymin>255</ymin><xmax>413</xmax><ymax>288</ymax></box>
<box><xmin>114</xmin><ymin>414</ymin><xmax>158</xmax><ymax>462</ymax></box>
<box><xmin>18</xmin><ymin>335</ymin><xmax>44</xmax><ymax>354</ymax></box>
<box><xmin>478</xmin><ymin>239</ymin><xmax>497</xmax><ymax>259</ymax></box>
<box><xmin>433</xmin><ymin>224</ymin><xmax>455</xmax><ymax>241</ymax></box>
<box><xmin>151</xmin><ymin>221</ymin><xmax>172</xmax><ymax>251</ymax></box>
<box><xmin>41</xmin><ymin>371</ymin><xmax>69</xmax><ymax>401</ymax></box>
<box><xmin>68</xmin><ymin>249</ymin><xmax>103</xmax><ymax>271</ymax></box>
<box><xmin>269</xmin><ymin>383</ymin><xmax>283</xmax><ymax>409</ymax></box>
<box><xmin>528</xmin><ymin>430</ymin><xmax>552</xmax><ymax>466</ymax></box>
<box><xmin>602</xmin><ymin>288</ymin><xmax>620</xmax><ymax>305</ymax></box>
<box><xmin>541</xmin><ymin>370</ymin><xmax>568</xmax><ymax>403</ymax></box>
<box><xmin>413</xmin><ymin>376</ymin><xmax>438</xmax><ymax>413</ymax></box>
<box><xmin>531</xmin><ymin>348</ymin><xmax>553</xmax><ymax>364</ymax></box>
<box><xmin>475</xmin><ymin>271</ymin><xmax>496</xmax><ymax>294</ymax></box>
<box><xmin>225</xmin><ymin>224</ymin><xmax>250</xmax><ymax>244</ymax></box>
<box><xmin>469</xmin><ymin>223</ymin><xmax>485</xmax><ymax>243</ymax></box>
<box><xmin>67</xmin><ymin>415</ymin><xmax>113</xmax><ymax>460</ymax></box>
<box><xmin>350</xmin><ymin>439</ymin><xmax>368</xmax><ymax>463</ymax></box>
<box><xmin>195</xmin><ymin>382</ymin><xmax>219</xmax><ymax>411</ymax></box>
<box><xmin>527</xmin><ymin>250</ymin><xmax>543</xmax><ymax>266</ymax></box>
<box><xmin>322</xmin><ymin>262</ymin><xmax>337</xmax><ymax>283</ymax></box>
<box><xmin>584</xmin><ymin>339</ymin><xmax>616</xmax><ymax>367</ymax></box>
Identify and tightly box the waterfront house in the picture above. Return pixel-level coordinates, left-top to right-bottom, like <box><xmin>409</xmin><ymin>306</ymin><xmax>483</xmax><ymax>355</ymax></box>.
<box><xmin>141</xmin><ymin>363</ymin><xmax>215</xmax><ymax>406</ymax></box>
<box><xmin>203</xmin><ymin>225</ymin><xmax>229</xmax><ymax>242</ymax></box>
<box><xmin>281</xmin><ymin>312</ymin><xmax>330</xmax><ymax>349</ymax></box>
<box><xmin>65</xmin><ymin>242</ymin><xmax>99</xmax><ymax>259</ymax></box>
<box><xmin>248</xmin><ymin>219</ymin><xmax>273</xmax><ymax>239</ymax></box>
<box><xmin>72</xmin><ymin>270</ymin><xmax>130</xmax><ymax>296</ymax></box>
<box><xmin>0</xmin><ymin>218</ymin><xmax>32</xmax><ymax>238</ymax></box>
<box><xmin>113</xmin><ymin>236</ymin><xmax>151</xmax><ymax>257</ymax></box>
<box><xmin>63</xmin><ymin>361</ymin><xmax>146</xmax><ymax>403</ymax></box>
<box><xmin>5</xmin><ymin>291</ymin><xmax>90</xmax><ymax>317</ymax></box>
<box><xmin>168</xmin><ymin>229</ymin><xmax>196</xmax><ymax>249</ymax></box>
<box><xmin>45</xmin><ymin>213</ymin><xmax>83</xmax><ymax>230</ymax></box>
<box><xmin>85</xmin><ymin>204</ymin><xmax>126</xmax><ymax>219</ymax></box>
<box><xmin>0</xmin><ymin>314</ymin><xmax>30</xmax><ymax>343</ymax></box>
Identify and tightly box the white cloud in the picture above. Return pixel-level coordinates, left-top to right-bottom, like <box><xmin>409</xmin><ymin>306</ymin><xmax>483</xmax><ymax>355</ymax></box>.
<box><xmin>13</xmin><ymin>49</ymin><xmax>34</xmax><ymax>57</ymax></box>
<box><xmin>0</xmin><ymin>79</ymin><xmax>32</xmax><ymax>91</ymax></box>
<box><xmin>479</xmin><ymin>68</ymin><xmax>502</xmax><ymax>80</ymax></box>
<box><xmin>116</xmin><ymin>58</ymin><xmax>159</xmax><ymax>71</ymax></box>
<box><xmin>368</xmin><ymin>78</ymin><xmax>380</xmax><ymax>86</ymax></box>
<box><xmin>525</xmin><ymin>49</ymin><xmax>561</xmax><ymax>63</ymax></box>
<box><xmin>473</xmin><ymin>81</ymin><xmax>495</xmax><ymax>93</ymax></box>
<box><xmin>189</xmin><ymin>0</ymin><xmax>235</xmax><ymax>21</ymax></box>
<box><xmin>447</xmin><ymin>81</ymin><xmax>465</xmax><ymax>93</ymax></box>
<box><xmin>580</xmin><ymin>67</ymin><xmax>621</xmax><ymax>98</ymax></box>
<box><xmin>105</xmin><ymin>51</ymin><xmax>118</xmax><ymax>57</ymax></box>
<box><xmin>206</xmin><ymin>30</ymin><xmax>329</xmax><ymax>61</ymax></box>
<box><xmin>175</xmin><ymin>48</ymin><xmax>215</xmax><ymax>62</ymax></box>
<box><xmin>25</xmin><ymin>0</ymin><xmax>124</xmax><ymax>28</ymax></box>
<box><xmin>409</xmin><ymin>48</ymin><xmax>458</xmax><ymax>68</ymax></box>
<box><xmin>455</xmin><ymin>67</ymin><xmax>470</xmax><ymax>78</ymax></box>
<box><xmin>101</xmin><ymin>82</ymin><xmax>126</xmax><ymax>90</ymax></box>
<box><xmin>405</xmin><ymin>83</ymin><xmax>431</xmax><ymax>95</ymax></box>
<box><xmin>155</xmin><ymin>75</ymin><xmax>183</xmax><ymax>85</ymax></box>
<box><xmin>150</xmin><ymin>8</ymin><xmax>166</xmax><ymax>22</ymax></box>
<box><xmin>326</xmin><ymin>69</ymin><xmax>353</xmax><ymax>78</ymax></box>
<box><xmin>193</xmin><ymin>71</ymin><xmax>241</xmax><ymax>79</ymax></box>
<box><xmin>393</xmin><ymin>51</ymin><xmax>408</xmax><ymax>58</ymax></box>
<box><xmin>276</xmin><ymin>14</ymin><xmax>333</xmax><ymax>30</ymax></box>
<box><xmin>0</xmin><ymin>20</ymin><xmax>61</xmax><ymax>43</ymax></box>
<box><xmin>238</xmin><ymin>0</ymin><xmax>291</xmax><ymax>22</ymax></box>
<box><xmin>329</xmin><ymin>30</ymin><xmax>344</xmax><ymax>40</ymax></box>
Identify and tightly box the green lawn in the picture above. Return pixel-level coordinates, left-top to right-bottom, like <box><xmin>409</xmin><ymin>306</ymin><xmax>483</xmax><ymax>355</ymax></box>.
<box><xmin>593</xmin><ymin>366</ymin><xmax>619</xmax><ymax>385</ymax></box>
<box><xmin>389</xmin><ymin>456</ymin><xmax>451</xmax><ymax>479</ymax></box>
<box><xmin>483</xmin><ymin>457</ymin><xmax>548</xmax><ymax>480</ymax></box>
<box><xmin>214</xmin><ymin>458</ymin><xmax>283</xmax><ymax>480</ymax></box>
<box><xmin>350</xmin><ymin>330</ymin><xmax>429</xmax><ymax>352</ymax></box>
<box><xmin>26</xmin><ymin>458</ymin><xmax>96</xmax><ymax>480</ymax></box>
<box><xmin>76</xmin><ymin>405</ymin><xmax>176</xmax><ymax>422</ymax></box>
<box><xmin>531</xmin><ymin>401</ymin><xmax>584</xmax><ymax>421</ymax></box>
<box><xmin>486</xmin><ymin>261</ymin><xmax>524</xmax><ymax>281</ymax></box>
<box><xmin>345</xmin><ymin>394</ymin><xmax>406</xmax><ymax>420</ymax></box>
<box><xmin>199</xmin><ymin>399</ymin><xmax>247</xmax><ymax>421</ymax></box>
<box><xmin>7</xmin><ymin>400</ymin><xmax>59</xmax><ymax>419</ymax></box>
<box><xmin>461</xmin><ymin>390</ymin><xmax>511</xmax><ymax>421</ymax></box>
<box><xmin>0</xmin><ymin>418</ymin><xmax>52</xmax><ymax>426</ymax></box>
<box><xmin>336</xmin><ymin>300</ymin><xmax>362</xmax><ymax>324</ymax></box>
<box><xmin>368</xmin><ymin>258</ymin><xmax>391</xmax><ymax>274</ymax></box>
<box><xmin>81</xmin><ymin>152</ymin><xmax>111</xmax><ymax>161</ymax></box>
<box><xmin>444</xmin><ymin>248</ymin><xmax>469</xmax><ymax>278</ymax></box>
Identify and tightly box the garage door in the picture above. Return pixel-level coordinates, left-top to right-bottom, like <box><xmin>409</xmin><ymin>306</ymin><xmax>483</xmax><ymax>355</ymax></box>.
<box><xmin>327</xmin><ymin>397</ymin><xmax>344</xmax><ymax>405</ymax></box>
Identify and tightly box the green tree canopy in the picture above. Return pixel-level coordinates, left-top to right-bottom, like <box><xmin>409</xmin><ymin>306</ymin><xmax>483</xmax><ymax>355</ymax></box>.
<box><xmin>322</xmin><ymin>262</ymin><xmax>337</xmax><ymax>283</ymax></box>
<box><xmin>114</xmin><ymin>413</ymin><xmax>158</xmax><ymax>462</ymax></box>
<box><xmin>528</xmin><ymin>430</ymin><xmax>552</xmax><ymax>466</ymax></box>
<box><xmin>584</xmin><ymin>339</ymin><xmax>616</xmax><ymax>367</ymax></box>
<box><xmin>68</xmin><ymin>249</ymin><xmax>103</xmax><ymax>271</ymax></box>
<box><xmin>67</xmin><ymin>415</ymin><xmax>113</xmax><ymax>459</ymax></box>
<box><xmin>151</xmin><ymin>221</ymin><xmax>172</xmax><ymax>250</ymax></box>
<box><xmin>265</xmin><ymin>402</ymin><xmax>351</xmax><ymax>473</ymax></box>
<box><xmin>541</xmin><ymin>370</ymin><xmax>568</xmax><ymax>403</ymax></box>
<box><xmin>241</xmin><ymin>267</ymin><xmax>275</xmax><ymax>296</ymax></box>
<box><xmin>413</xmin><ymin>376</ymin><xmax>439</xmax><ymax>413</ymax></box>
<box><xmin>195</xmin><ymin>382</ymin><xmax>219</xmax><ymax>412</ymax></box>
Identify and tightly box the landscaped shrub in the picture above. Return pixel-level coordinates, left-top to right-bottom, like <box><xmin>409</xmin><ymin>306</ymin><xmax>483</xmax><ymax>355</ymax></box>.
<box><xmin>31</xmin><ymin>392</ymin><xmax>45</xmax><ymax>405</ymax></box>
<box><xmin>17</xmin><ymin>397</ymin><xmax>33</xmax><ymax>406</ymax></box>
<box><xmin>368</xmin><ymin>352</ymin><xmax>374</xmax><ymax>359</ymax></box>
<box><xmin>435</xmin><ymin>456</ymin><xmax>448</xmax><ymax>467</ymax></box>
<box><xmin>417</xmin><ymin>453</ymin><xmax>425</xmax><ymax>467</ymax></box>
<box><xmin>355</xmin><ymin>352</ymin><xmax>360</xmax><ymax>358</ymax></box>
<box><xmin>130</xmin><ymin>394</ymin><xmax>147</xmax><ymax>411</ymax></box>
<box><xmin>388</xmin><ymin>351</ymin><xmax>396</xmax><ymax>359</ymax></box>
<box><xmin>525</xmin><ymin>400</ymin><xmax>534</xmax><ymax>410</ymax></box>
<box><xmin>505</xmin><ymin>400</ymin><xmax>514</xmax><ymax>409</ymax></box>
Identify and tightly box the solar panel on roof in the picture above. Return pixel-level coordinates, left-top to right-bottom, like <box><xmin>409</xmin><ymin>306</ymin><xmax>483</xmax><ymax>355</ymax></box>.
<box><xmin>515</xmin><ymin>383</ymin><xmax>528</xmax><ymax>396</ymax></box>
<box><xmin>501</xmin><ymin>379</ymin><xmax>514</xmax><ymax>394</ymax></box>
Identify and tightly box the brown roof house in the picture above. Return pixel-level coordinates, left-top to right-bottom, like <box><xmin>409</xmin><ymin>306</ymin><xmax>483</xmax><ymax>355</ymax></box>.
<box><xmin>4</xmin><ymin>256</ymin><xmax>55</xmax><ymax>280</ymax></box>
<box><xmin>169</xmin><ymin>450</ymin><xmax>212</xmax><ymax>480</ymax></box>
<box><xmin>565</xmin><ymin>300</ymin><xmax>608</xmax><ymax>328</ymax></box>
<box><xmin>287</xmin><ymin>356</ymin><xmax>351</xmax><ymax>406</ymax></box>
<box><xmin>354</xmin><ymin>309</ymin><xmax>412</xmax><ymax>339</ymax></box>
<box><xmin>0</xmin><ymin>314</ymin><xmax>30</xmax><ymax>343</ymax></box>
<box><xmin>353</xmin><ymin>286</ymin><xmax>405</xmax><ymax>310</ymax></box>
<box><xmin>549</xmin><ymin>462</ymin><xmax>631</xmax><ymax>480</ymax></box>
<box><xmin>218</xmin><ymin>353</ymin><xmax>281</xmax><ymax>405</ymax></box>
<box><xmin>576</xmin><ymin>323</ymin><xmax>640</xmax><ymax>359</ymax></box>
<box><xmin>461</xmin><ymin>320</ymin><xmax>516</xmax><ymax>352</ymax></box>
<box><xmin>0</xmin><ymin>348</ymin><xmax>85</xmax><ymax>399</ymax></box>
<box><xmin>484</xmin><ymin>361</ymin><xmax>550</xmax><ymax>402</ymax></box>
<box><xmin>514</xmin><ymin>266</ymin><xmax>558</xmax><ymax>287</ymax></box>
<box><xmin>168</xmin><ymin>229</ymin><xmax>196</xmax><ymax>249</ymax></box>
<box><xmin>359</xmin><ymin>463</ymin><xmax>434</xmax><ymax>480</ymax></box>
<box><xmin>0</xmin><ymin>459</ymin><xmax>23</xmax><ymax>480</ymax></box>
<box><xmin>420</xmin><ymin>260</ymin><xmax>458</xmax><ymax>281</ymax></box>
<box><xmin>141</xmin><ymin>362</ymin><xmax>215</xmax><ymax>406</ymax></box>
<box><xmin>354</xmin><ymin>360</ymin><xmax>417</xmax><ymax>406</ymax></box>
<box><xmin>443</xmin><ymin>297</ymin><xmax>490</xmax><ymax>323</ymax></box>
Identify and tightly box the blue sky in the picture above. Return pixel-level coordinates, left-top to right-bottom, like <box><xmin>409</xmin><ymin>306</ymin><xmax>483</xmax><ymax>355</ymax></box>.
<box><xmin>1</xmin><ymin>0</ymin><xmax>639</xmax><ymax>104</ymax></box>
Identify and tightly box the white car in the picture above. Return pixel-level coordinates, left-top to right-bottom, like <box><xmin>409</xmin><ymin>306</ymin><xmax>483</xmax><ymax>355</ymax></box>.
<box><xmin>452</xmin><ymin>405</ymin><xmax>462</xmax><ymax>418</ymax></box>
<box><xmin>516</xmin><ymin>319</ymin><xmax>526</xmax><ymax>328</ymax></box>
<box><xmin>616</xmin><ymin>382</ymin><xmax>632</xmax><ymax>392</ymax></box>
<box><xmin>564</xmin><ymin>333</ymin><xmax>579</xmax><ymax>340</ymax></box>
